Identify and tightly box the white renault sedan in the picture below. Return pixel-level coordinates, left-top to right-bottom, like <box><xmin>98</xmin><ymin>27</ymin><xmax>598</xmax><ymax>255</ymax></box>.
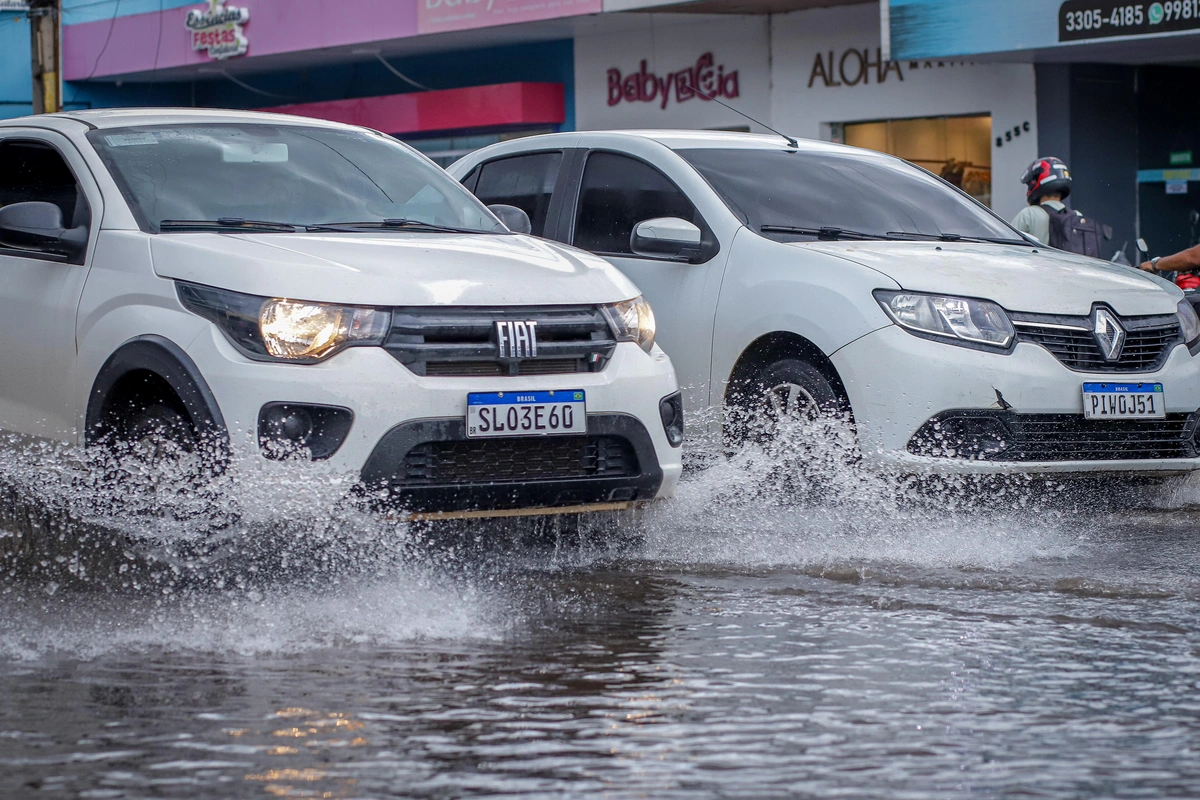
<box><xmin>450</xmin><ymin>131</ymin><xmax>1200</xmax><ymax>474</ymax></box>
<box><xmin>0</xmin><ymin>110</ymin><xmax>682</xmax><ymax>516</ymax></box>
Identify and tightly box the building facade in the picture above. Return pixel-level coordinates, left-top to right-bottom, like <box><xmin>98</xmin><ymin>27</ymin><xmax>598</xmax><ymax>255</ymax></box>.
<box><xmin>9</xmin><ymin>0</ymin><xmax>1195</xmax><ymax>252</ymax></box>
<box><xmin>885</xmin><ymin>0</ymin><xmax>1200</xmax><ymax>257</ymax></box>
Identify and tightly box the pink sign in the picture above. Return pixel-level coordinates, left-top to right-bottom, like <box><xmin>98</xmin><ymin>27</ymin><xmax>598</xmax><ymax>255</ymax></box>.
<box><xmin>417</xmin><ymin>0</ymin><xmax>601</xmax><ymax>34</ymax></box>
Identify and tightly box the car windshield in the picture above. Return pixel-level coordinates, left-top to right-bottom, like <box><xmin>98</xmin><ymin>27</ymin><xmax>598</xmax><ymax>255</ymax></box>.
<box><xmin>678</xmin><ymin>147</ymin><xmax>1026</xmax><ymax>244</ymax></box>
<box><xmin>87</xmin><ymin>123</ymin><xmax>506</xmax><ymax>234</ymax></box>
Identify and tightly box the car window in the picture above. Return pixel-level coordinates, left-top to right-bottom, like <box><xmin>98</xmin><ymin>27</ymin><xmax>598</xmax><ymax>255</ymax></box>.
<box><xmin>87</xmin><ymin>124</ymin><xmax>505</xmax><ymax>234</ymax></box>
<box><xmin>473</xmin><ymin>152</ymin><xmax>562</xmax><ymax>237</ymax></box>
<box><xmin>0</xmin><ymin>139</ymin><xmax>91</xmax><ymax>262</ymax></box>
<box><xmin>573</xmin><ymin>152</ymin><xmax>697</xmax><ymax>256</ymax></box>
<box><xmin>679</xmin><ymin>147</ymin><xmax>1021</xmax><ymax>243</ymax></box>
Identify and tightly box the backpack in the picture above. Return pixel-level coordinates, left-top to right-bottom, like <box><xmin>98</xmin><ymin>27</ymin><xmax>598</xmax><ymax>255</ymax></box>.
<box><xmin>1044</xmin><ymin>205</ymin><xmax>1112</xmax><ymax>258</ymax></box>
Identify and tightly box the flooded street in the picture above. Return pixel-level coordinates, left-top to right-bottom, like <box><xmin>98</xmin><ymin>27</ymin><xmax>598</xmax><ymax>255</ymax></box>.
<box><xmin>4</xmin><ymin>454</ymin><xmax>1200</xmax><ymax>798</ymax></box>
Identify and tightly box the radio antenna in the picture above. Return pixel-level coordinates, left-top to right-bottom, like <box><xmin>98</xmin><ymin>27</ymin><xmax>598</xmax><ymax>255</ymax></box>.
<box><xmin>688</xmin><ymin>84</ymin><xmax>798</xmax><ymax>149</ymax></box>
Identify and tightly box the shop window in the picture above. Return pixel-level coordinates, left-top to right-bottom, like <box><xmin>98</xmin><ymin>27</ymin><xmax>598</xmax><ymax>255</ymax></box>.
<box><xmin>0</xmin><ymin>140</ymin><xmax>90</xmax><ymax>263</ymax></box>
<box><xmin>473</xmin><ymin>152</ymin><xmax>563</xmax><ymax>238</ymax></box>
<box><xmin>574</xmin><ymin>152</ymin><xmax>697</xmax><ymax>256</ymax></box>
<box><xmin>839</xmin><ymin>115</ymin><xmax>992</xmax><ymax>207</ymax></box>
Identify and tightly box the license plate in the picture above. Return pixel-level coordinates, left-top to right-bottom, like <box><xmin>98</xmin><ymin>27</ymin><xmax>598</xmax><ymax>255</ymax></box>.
<box><xmin>1082</xmin><ymin>382</ymin><xmax>1165</xmax><ymax>420</ymax></box>
<box><xmin>467</xmin><ymin>390</ymin><xmax>586</xmax><ymax>438</ymax></box>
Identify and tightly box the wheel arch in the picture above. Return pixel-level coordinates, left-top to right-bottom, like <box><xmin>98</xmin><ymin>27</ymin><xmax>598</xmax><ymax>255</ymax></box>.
<box><xmin>85</xmin><ymin>335</ymin><xmax>229</xmax><ymax>449</ymax></box>
<box><xmin>723</xmin><ymin>331</ymin><xmax>853</xmax><ymax>416</ymax></box>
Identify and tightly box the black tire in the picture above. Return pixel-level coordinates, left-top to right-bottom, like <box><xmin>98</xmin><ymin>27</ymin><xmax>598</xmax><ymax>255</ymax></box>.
<box><xmin>124</xmin><ymin>403</ymin><xmax>198</xmax><ymax>463</ymax></box>
<box><xmin>103</xmin><ymin>401</ymin><xmax>223</xmax><ymax>522</ymax></box>
<box><xmin>725</xmin><ymin>357</ymin><xmax>846</xmax><ymax>450</ymax></box>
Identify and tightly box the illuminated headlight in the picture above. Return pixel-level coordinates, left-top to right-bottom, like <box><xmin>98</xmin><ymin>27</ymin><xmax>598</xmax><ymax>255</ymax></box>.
<box><xmin>176</xmin><ymin>282</ymin><xmax>390</xmax><ymax>363</ymax></box>
<box><xmin>260</xmin><ymin>299</ymin><xmax>389</xmax><ymax>360</ymax></box>
<box><xmin>1177</xmin><ymin>299</ymin><xmax>1200</xmax><ymax>347</ymax></box>
<box><xmin>602</xmin><ymin>296</ymin><xmax>657</xmax><ymax>352</ymax></box>
<box><xmin>875</xmin><ymin>290</ymin><xmax>1014</xmax><ymax>349</ymax></box>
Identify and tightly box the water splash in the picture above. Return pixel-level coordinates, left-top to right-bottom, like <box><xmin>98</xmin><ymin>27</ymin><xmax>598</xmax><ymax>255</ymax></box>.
<box><xmin>641</xmin><ymin>412</ymin><xmax>1087</xmax><ymax>571</ymax></box>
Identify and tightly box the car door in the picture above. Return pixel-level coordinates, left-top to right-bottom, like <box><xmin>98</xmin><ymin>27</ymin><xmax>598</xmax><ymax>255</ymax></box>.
<box><xmin>566</xmin><ymin>150</ymin><xmax>724</xmax><ymax>414</ymax></box>
<box><xmin>459</xmin><ymin>150</ymin><xmax>571</xmax><ymax>238</ymax></box>
<box><xmin>0</xmin><ymin>131</ymin><xmax>100</xmax><ymax>441</ymax></box>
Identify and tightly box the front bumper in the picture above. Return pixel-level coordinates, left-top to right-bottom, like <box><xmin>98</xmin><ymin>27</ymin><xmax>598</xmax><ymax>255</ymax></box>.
<box><xmin>831</xmin><ymin>324</ymin><xmax>1200</xmax><ymax>474</ymax></box>
<box><xmin>183</xmin><ymin>326</ymin><xmax>683</xmax><ymax>510</ymax></box>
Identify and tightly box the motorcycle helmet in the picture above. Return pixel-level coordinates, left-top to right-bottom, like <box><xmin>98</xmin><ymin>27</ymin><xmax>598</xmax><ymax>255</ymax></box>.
<box><xmin>1021</xmin><ymin>157</ymin><xmax>1072</xmax><ymax>204</ymax></box>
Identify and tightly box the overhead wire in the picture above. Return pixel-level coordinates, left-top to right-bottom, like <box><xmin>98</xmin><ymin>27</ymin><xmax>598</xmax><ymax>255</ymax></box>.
<box><xmin>216</xmin><ymin>69</ymin><xmax>292</xmax><ymax>100</ymax></box>
<box><xmin>374</xmin><ymin>52</ymin><xmax>432</xmax><ymax>91</ymax></box>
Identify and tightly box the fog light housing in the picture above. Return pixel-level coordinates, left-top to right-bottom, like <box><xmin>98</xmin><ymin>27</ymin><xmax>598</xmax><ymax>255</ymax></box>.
<box><xmin>258</xmin><ymin>402</ymin><xmax>354</xmax><ymax>460</ymax></box>
<box><xmin>659</xmin><ymin>391</ymin><xmax>684</xmax><ymax>447</ymax></box>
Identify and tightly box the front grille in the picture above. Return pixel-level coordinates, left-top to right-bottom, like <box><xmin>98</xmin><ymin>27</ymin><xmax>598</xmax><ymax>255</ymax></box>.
<box><xmin>1014</xmin><ymin>311</ymin><xmax>1181</xmax><ymax>373</ymax></box>
<box><xmin>384</xmin><ymin>306</ymin><xmax>616</xmax><ymax>377</ymax></box>
<box><xmin>398</xmin><ymin>435</ymin><xmax>639</xmax><ymax>486</ymax></box>
<box><xmin>909</xmin><ymin>410</ymin><xmax>1199</xmax><ymax>462</ymax></box>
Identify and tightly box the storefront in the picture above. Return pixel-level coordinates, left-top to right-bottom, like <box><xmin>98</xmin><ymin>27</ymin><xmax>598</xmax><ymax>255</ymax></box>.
<box><xmin>44</xmin><ymin>0</ymin><xmax>587</xmax><ymax>164</ymax></box>
<box><xmin>884</xmin><ymin>0</ymin><xmax>1200</xmax><ymax>257</ymax></box>
<box><xmin>572</xmin><ymin>3</ymin><xmax>1038</xmax><ymax>221</ymax></box>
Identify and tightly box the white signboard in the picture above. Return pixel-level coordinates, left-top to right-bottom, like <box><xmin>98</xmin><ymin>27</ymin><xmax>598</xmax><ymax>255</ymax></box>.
<box><xmin>575</xmin><ymin>16</ymin><xmax>771</xmax><ymax>133</ymax></box>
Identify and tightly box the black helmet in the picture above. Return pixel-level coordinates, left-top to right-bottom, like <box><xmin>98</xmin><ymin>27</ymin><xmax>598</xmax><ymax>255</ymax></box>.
<box><xmin>1021</xmin><ymin>157</ymin><xmax>1072</xmax><ymax>204</ymax></box>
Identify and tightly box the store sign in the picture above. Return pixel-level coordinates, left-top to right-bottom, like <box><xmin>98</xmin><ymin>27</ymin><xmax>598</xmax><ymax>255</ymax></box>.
<box><xmin>808</xmin><ymin>48</ymin><xmax>904</xmax><ymax>87</ymax></box>
<box><xmin>1059</xmin><ymin>0</ymin><xmax>1200</xmax><ymax>41</ymax></box>
<box><xmin>607</xmin><ymin>53</ymin><xmax>738</xmax><ymax>110</ymax></box>
<box><xmin>185</xmin><ymin>0</ymin><xmax>250</xmax><ymax>61</ymax></box>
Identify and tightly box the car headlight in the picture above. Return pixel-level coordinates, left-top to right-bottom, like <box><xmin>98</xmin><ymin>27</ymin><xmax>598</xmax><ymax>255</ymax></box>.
<box><xmin>177</xmin><ymin>282</ymin><xmax>390</xmax><ymax>363</ymax></box>
<box><xmin>1177</xmin><ymin>299</ymin><xmax>1200</xmax><ymax>347</ymax></box>
<box><xmin>260</xmin><ymin>299</ymin><xmax>389</xmax><ymax>360</ymax></box>
<box><xmin>602</xmin><ymin>296</ymin><xmax>656</xmax><ymax>353</ymax></box>
<box><xmin>874</xmin><ymin>290</ymin><xmax>1014</xmax><ymax>349</ymax></box>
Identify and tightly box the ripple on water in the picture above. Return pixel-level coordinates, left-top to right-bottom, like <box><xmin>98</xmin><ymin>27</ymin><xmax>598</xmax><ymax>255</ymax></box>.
<box><xmin>3</xmin><ymin>422</ymin><xmax>1200</xmax><ymax>797</ymax></box>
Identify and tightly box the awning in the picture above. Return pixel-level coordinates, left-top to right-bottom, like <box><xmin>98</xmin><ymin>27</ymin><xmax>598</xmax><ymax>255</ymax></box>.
<box><xmin>261</xmin><ymin>82</ymin><xmax>564</xmax><ymax>135</ymax></box>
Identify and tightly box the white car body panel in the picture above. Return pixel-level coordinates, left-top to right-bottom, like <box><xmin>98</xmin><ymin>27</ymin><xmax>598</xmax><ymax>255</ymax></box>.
<box><xmin>150</xmin><ymin>231</ymin><xmax>640</xmax><ymax>308</ymax></box>
<box><xmin>449</xmin><ymin>129</ymin><xmax>1200</xmax><ymax>475</ymax></box>
<box><xmin>806</xmin><ymin>240</ymin><xmax>1182</xmax><ymax>317</ymax></box>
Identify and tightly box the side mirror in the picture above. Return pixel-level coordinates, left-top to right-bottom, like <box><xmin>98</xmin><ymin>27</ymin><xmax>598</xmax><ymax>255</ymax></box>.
<box><xmin>488</xmin><ymin>204</ymin><xmax>532</xmax><ymax>235</ymax></box>
<box><xmin>631</xmin><ymin>217</ymin><xmax>702</xmax><ymax>261</ymax></box>
<box><xmin>1136</xmin><ymin>237</ymin><xmax>1149</xmax><ymax>254</ymax></box>
<box><xmin>0</xmin><ymin>201</ymin><xmax>86</xmax><ymax>259</ymax></box>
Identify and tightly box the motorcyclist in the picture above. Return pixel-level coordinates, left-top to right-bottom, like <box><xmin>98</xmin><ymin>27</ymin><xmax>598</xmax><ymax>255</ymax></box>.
<box><xmin>1012</xmin><ymin>157</ymin><xmax>1072</xmax><ymax>244</ymax></box>
<box><xmin>1139</xmin><ymin>242</ymin><xmax>1200</xmax><ymax>276</ymax></box>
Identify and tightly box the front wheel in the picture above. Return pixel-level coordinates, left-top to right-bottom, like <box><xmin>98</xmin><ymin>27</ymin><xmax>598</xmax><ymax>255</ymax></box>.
<box><xmin>725</xmin><ymin>357</ymin><xmax>848</xmax><ymax>450</ymax></box>
<box><xmin>102</xmin><ymin>402</ymin><xmax>225</xmax><ymax>522</ymax></box>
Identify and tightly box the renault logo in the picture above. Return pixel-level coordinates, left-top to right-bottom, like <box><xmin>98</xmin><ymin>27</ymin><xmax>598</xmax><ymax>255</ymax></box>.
<box><xmin>496</xmin><ymin>320</ymin><xmax>538</xmax><ymax>359</ymax></box>
<box><xmin>1092</xmin><ymin>308</ymin><xmax>1125</xmax><ymax>361</ymax></box>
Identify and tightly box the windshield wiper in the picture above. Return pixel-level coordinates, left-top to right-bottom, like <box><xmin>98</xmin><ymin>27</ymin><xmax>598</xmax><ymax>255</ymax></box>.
<box><xmin>884</xmin><ymin>231</ymin><xmax>1035</xmax><ymax>246</ymax></box>
<box><xmin>306</xmin><ymin>219</ymin><xmax>483</xmax><ymax>234</ymax></box>
<box><xmin>160</xmin><ymin>218</ymin><xmax>300</xmax><ymax>233</ymax></box>
<box><xmin>760</xmin><ymin>224</ymin><xmax>886</xmax><ymax>241</ymax></box>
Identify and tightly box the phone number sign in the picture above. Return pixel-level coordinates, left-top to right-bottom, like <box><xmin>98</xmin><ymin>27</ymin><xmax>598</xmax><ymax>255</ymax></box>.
<box><xmin>1060</xmin><ymin>0</ymin><xmax>1200</xmax><ymax>41</ymax></box>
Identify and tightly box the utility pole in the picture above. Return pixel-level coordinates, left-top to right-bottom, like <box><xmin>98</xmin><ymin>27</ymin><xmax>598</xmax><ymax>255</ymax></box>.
<box><xmin>28</xmin><ymin>0</ymin><xmax>61</xmax><ymax>114</ymax></box>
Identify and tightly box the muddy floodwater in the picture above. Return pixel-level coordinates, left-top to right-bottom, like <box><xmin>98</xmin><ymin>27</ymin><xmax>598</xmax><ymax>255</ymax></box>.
<box><xmin>3</xmin><ymin>446</ymin><xmax>1200</xmax><ymax>798</ymax></box>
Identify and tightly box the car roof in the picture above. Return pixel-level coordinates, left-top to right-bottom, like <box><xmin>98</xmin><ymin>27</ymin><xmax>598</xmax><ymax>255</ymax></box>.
<box><xmin>0</xmin><ymin>107</ymin><xmax>364</xmax><ymax>133</ymax></box>
<box><xmin>465</xmin><ymin>129</ymin><xmax>880</xmax><ymax>159</ymax></box>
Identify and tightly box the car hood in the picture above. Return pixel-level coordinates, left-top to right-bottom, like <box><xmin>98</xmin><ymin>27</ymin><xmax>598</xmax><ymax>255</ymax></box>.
<box><xmin>796</xmin><ymin>240</ymin><xmax>1182</xmax><ymax>317</ymax></box>
<box><xmin>151</xmin><ymin>232</ymin><xmax>640</xmax><ymax>306</ymax></box>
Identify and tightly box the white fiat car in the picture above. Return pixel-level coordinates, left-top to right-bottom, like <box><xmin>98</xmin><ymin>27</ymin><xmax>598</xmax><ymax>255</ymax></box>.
<box><xmin>0</xmin><ymin>109</ymin><xmax>682</xmax><ymax>516</ymax></box>
<box><xmin>451</xmin><ymin>131</ymin><xmax>1200</xmax><ymax>474</ymax></box>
